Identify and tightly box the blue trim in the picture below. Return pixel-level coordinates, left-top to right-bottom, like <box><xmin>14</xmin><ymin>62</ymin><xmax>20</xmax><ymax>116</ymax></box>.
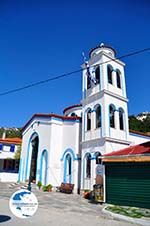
<box><xmin>63</xmin><ymin>156</ymin><xmax>67</xmax><ymax>183</ymax></box>
<box><xmin>107</xmin><ymin>64</ymin><xmax>114</xmax><ymax>86</ymax></box>
<box><xmin>90</xmin><ymin>157</ymin><xmax>96</xmax><ymax>160</ymax></box>
<box><xmin>129</xmin><ymin>132</ymin><xmax>150</xmax><ymax>139</ymax></box>
<box><xmin>108</xmin><ymin>104</ymin><xmax>110</xmax><ymax>136</ymax></box>
<box><xmin>93</xmin><ymin>151</ymin><xmax>101</xmax><ymax>157</ymax></box>
<box><xmin>25</xmin><ymin>132</ymin><xmax>39</xmax><ymax>180</ymax></box>
<box><xmin>85</xmin><ymin>107</ymin><xmax>92</xmax><ymax>113</ymax></box>
<box><xmin>108</xmin><ymin>104</ymin><xmax>116</xmax><ymax>136</ymax></box>
<box><xmin>116</xmin><ymin>69</ymin><xmax>122</xmax><ymax>90</ymax></box>
<box><xmin>10</xmin><ymin>145</ymin><xmax>15</xmax><ymax>152</ymax></box>
<box><xmin>63</xmin><ymin>153</ymin><xmax>72</xmax><ymax>183</ymax></box>
<box><xmin>61</xmin><ymin>148</ymin><xmax>77</xmax><ymax>161</ymax></box>
<box><xmin>101</xmin><ymin>105</ymin><xmax>103</xmax><ymax>137</ymax></box>
<box><xmin>18</xmin><ymin>158</ymin><xmax>22</xmax><ymax>182</ymax></box>
<box><xmin>99</xmin><ymin>65</ymin><xmax>102</xmax><ymax>91</ymax></box>
<box><xmin>84</xmin><ymin>111</ymin><xmax>85</xmax><ymax>140</ymax></box>
<box><xmin>83</xmin><ymin>152</ymin><xmax>92</xmax><ymax>182</ymax></box>
<box><xmin>51</xmin><ymin>117</ymin><xmax>80</xmax><ymax>123</ymax></box>
<box><xmin>40</xmin><ymin>150</ymin><xmax>48</xmax><ymax>185</ymax></box>
<box><xmin>22</xmin><ymin>158</ymin><xmax>25</xmax><ymax>181</ymax></box>
<box><xmin>93</xmin><ymin>104</ymin><xmax>102</xmax><ymax>130</ymax></box>
<box><xmin>0</xmin><ymin>144</ymin><xmax>3</xmax><ymax>150</ymax></box>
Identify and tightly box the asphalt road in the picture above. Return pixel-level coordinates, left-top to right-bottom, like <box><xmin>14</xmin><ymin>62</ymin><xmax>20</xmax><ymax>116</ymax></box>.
<box><xmin>0</xmin><ymin>183</ymin><xmax>137</xmax><ymax>226</ymax></box>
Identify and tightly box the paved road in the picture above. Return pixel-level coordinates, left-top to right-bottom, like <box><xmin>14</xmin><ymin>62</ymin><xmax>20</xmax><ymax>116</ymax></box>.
<box><xmin>0</xmin><ymin>183</ymin><xmax>137</xmax><ymax>226</ymax></box>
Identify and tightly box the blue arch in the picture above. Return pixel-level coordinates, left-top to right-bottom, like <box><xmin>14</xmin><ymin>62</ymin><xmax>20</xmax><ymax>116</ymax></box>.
<box><xmin>40</xmin><ymin>149</ymin><xmax>48</xmax><ymax>185</ymax></box>
<box><xmin>107</xmin><ymin>64</ymin><xmax>114</xmax><ymax>86</ymax></box>
<box><xmin>61</xmin><ymin>148</ymin><xmax>78</xmax><ymax>161</ymax></box>
<box><xmin>25</xmin><ymin>132</ymin><xmax>39</xmax><ymax>181</ymax></box>
<box><xmin>83</xmin><ymin>152</ymin><xmax>92</xmax><ymax>182</ymax></box>
<box><xmin>116</xmin><ymin>69</ymin><xmax>122</xmax><ymax>88</ymax></box>
<box><xmin>93</xmin><ymin>151</ymin><xmax>101</xmax><ymax>158</ymax></box>
<box><xmin>93</xmin><ymin>104</ymin><xmax>101</xmax><ymax>111</ymax></box>
<box><xmin>94</xmin><ymin>104</ymin><xmax>102</xmax><ymax>128</ymax></box>
<box><xmin>85</xmin><ymin>107</ymin><xmax>92</xmax><ymax>113</ymax></box>
<box><xmin>63</xmin><ymin>153</ymin><xmax>72</xmax><ymax>183</ymax></box>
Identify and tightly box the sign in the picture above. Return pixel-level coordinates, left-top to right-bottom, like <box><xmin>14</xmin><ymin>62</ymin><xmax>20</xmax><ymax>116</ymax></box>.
<box><xmin>96</xmin><ymin>164</ymin><xmax>103</xmax><ymax>176</ymax></box>
<box><xmin>9</xmin><ymin>189</ymin><xmax>38</xmax><ymax>218</ymax></box>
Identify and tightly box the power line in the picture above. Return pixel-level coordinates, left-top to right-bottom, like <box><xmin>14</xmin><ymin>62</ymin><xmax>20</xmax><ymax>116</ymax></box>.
<box><xmin>0</xmin><ymin>47</ymin><xmax>149</xmax><ymax>97</ymax></box>
<box><xmin>0</xmin><ymin>68</ymin><xmax>82</xmax><ymax>97</ymax></box>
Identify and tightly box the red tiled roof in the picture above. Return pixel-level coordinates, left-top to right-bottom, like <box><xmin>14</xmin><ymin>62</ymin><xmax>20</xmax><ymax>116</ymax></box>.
<box><xmin>22</xmin><ymin>113</ymin><xmax>81</xmax><ymax>132</ymax></box>
<box><xmin>63</xmin><ymin>104</ymin><xmax>82</xmax><ymax>114</ymax></box>
<box><xmin>104</xmin><ymin>141</ymin><xmax>150</xmax><ymax>157</ymax></box>
<box><xmin>0</xmin><ymin>137</ymin><xmax>22</xmax><ymax>145</ymax></box>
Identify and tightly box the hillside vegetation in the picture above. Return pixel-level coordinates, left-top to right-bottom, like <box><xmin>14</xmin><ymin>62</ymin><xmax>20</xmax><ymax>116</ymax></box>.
<box><xmin>0</xmin><ymin>128</ymin><xmax>22</xmax><ymax>138</ymax></box>
<box><xmin>129</xmin><ymin>115</ymin><xmax>150</xmax><ymax>133</ymax></box>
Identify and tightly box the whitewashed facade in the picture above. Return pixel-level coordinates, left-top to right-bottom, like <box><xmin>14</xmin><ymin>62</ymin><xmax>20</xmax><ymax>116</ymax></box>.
<box><xmin>19</xmin><ymin>44</ymin><xmax>150</xmax><ymax>192</ymax></box>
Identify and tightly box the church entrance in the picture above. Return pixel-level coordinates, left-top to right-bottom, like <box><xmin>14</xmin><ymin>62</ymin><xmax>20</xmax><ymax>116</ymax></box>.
<box><xmin>30</xmin><ymin>136</ymin><xmax>39</xmax><ymax>182</ymax></box>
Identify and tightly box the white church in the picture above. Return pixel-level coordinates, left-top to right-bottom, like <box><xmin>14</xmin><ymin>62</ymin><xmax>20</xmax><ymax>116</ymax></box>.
<box><xmin>19</xmin><ymin>44</ymin><xmax>150</xmax><ymax>192</ymax></box>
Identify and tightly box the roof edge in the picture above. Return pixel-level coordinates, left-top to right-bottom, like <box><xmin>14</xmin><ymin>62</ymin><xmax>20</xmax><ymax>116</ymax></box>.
<box><xmin>129</xmin><ymin>129</ymin><xmax>150</xmax><ymax>138</ymax></box>
<box><xmin>22</xmin><ymin>113</ymin><xmax>81</xmax><ymax>132</ymax></box>
<box><xmin>63</xmin><ymin>104</ymin><xmax>82</xmax><ymax>114</ymax></box>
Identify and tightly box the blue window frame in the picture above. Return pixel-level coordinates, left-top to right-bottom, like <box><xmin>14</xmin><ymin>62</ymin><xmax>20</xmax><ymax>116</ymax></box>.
<box><xmin>10</xmin><ymin>145</ymin><xmax>15</xmax><ymax>152</ymax></box>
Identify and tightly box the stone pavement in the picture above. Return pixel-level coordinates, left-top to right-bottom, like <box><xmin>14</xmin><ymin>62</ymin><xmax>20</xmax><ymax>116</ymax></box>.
<box><xmin>0</xmin><ymin>183</ymin><xmax>138</xmax><ymax>226</ymax></box>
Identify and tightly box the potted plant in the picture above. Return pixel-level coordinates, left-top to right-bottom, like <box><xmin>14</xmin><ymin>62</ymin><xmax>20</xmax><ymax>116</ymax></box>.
<box><xmin>37</xmin><ymin>181</ymin><xmax>42</xmax><ymax>190</ymax></box>
<box><xmin>83</xmin><ymin>189</ymin><xmax>91</xmax><ymax>199</ymax></box>
<box><xmin>42</xmin><ymin>185</ymin><xmax>47</xmax><ymax>192</ymax></box>
<box><xmin>46</xmin><ymin>184</ymin><xmax>53</xmax><ymax>192</ymax></box>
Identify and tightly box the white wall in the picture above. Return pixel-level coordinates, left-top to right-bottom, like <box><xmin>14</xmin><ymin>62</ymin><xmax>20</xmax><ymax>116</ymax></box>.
<box><xmin>20</xmin><ymin>117</ymin><xmax>52</xmax><ymax>182</ymax></box>
<box><xmin>129</xmin><ymin>133</ymin><xmax>150</xmax><ymax>145</ymax></box>
<box><xmin>20</xmin><ymin>116</ymin><xmax>81</xmax><ymax>191</ymax></box>
<box><xmin>0</xmin><ymin>172</ymin><xmax>18</xmax><ymax>182</ymax></box>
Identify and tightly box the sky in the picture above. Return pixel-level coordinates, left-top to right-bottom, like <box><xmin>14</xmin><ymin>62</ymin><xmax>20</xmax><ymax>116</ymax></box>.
<box><xmin>0</xmin><ymin>0</ymin><xmax>149</xmax><ymax>127</ymax></box>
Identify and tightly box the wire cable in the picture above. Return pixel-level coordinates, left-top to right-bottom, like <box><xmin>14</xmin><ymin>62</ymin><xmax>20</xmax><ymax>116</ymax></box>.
<box><xmin>0</xmin><ymin>47</ymin><xmax>149</xmax><ymax>97</ymax></box>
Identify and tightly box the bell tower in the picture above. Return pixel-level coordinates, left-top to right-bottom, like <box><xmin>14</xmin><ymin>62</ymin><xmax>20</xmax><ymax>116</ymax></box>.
<box><xmin>81</xmin><ymin>43</ymin><xmax>130</xmax><ymax>153</ymax></box>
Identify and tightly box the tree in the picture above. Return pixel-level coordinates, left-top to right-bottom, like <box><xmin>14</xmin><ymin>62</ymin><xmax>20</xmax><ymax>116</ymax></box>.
<box><xmin>14</xmin><ymin>145</ymin><xmax>21</xmax><ymax>160</ymax></box>
<box><xmin>129</xmin><ymin>115</ymin><xmax>150</xmax><ymax>133</ymax></box>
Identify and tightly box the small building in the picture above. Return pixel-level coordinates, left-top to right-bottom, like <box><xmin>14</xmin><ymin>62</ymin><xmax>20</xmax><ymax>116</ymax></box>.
<box><xmin>0</xmin><ymin>137</ymin><xmax>22</xmax><ymax>182</ymax></box>
<box><xmin>102</xmin><ymin>141</ymin><xmax>150</xmax><ymax>208</ymax></box>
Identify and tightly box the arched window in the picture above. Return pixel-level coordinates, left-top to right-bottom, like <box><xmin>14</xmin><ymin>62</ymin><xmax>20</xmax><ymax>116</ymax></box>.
<box><xmin>109</xmin><ymin>105</ymin><xmax>115</xmax><ymax>128</ymax></box>
<box><xmin>86</xmin><ymin>153</ymin><xmax>91</xmax><ymax>178</ymax></box>
<box><xmin>95</xmin><ymin>105</ymin><xmax>101</xmax><ymax>128</ymax></box>
<box><xmin>95</xmin><ymin>152</ymin><xmax>101</xmax><ymax>164</ymax></box>
<box><xmin>87</xmin><ymin>109</ymin><xmax>91</xmax><ymax>131</ymax></box>
<box><xmin>119</xmin><ymin>108</ymin><xmax>124</xmax><ymax>130</ymax></box>
<box><xmin>116</xmin><ymin>70</ymin><xmax>121</xmax><ymax>88</ymax></box>
<box><xmin>95</xmin><ymin>66</ymin><xmax>100</xmax><ymax>84</ymax></box>
<box><xmin>87</xmin><ymin>76</ymin><xmax>91</xmax><ymax>89</ymax></box>
<box><xmin>71</xmin><ymin>112</ymin><xmax>77</xmax><ymax>117</ymax></box>
<box><xmin>107</xmin><ymin>65</ymin><xmax>113</xmax><ymax>84</ymax></box>
<box><xmin>66</xmin><ymin>154</ymin><xmax>72</xmax><ymax>176</ymax></box>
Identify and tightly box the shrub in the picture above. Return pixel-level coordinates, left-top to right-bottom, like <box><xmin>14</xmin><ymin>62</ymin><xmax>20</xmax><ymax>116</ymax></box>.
<box><xmin>46</xmin><ymin>184</ymin><xmax>53</xmax><ymax>191</ymax></box>
<box><xmin>37</xmin><ymin>181</ymin><xmax>42</xmax><ymax>189</ymax></box>
<box><xmin>42</xmin><ymin>184</ymin><xmax>53</xmax><ymax>192</ymax></box>
<box><xmin>42</xmin><ymin>185</ymin><xmax>47</xmax><ymax>192</ymax></box>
